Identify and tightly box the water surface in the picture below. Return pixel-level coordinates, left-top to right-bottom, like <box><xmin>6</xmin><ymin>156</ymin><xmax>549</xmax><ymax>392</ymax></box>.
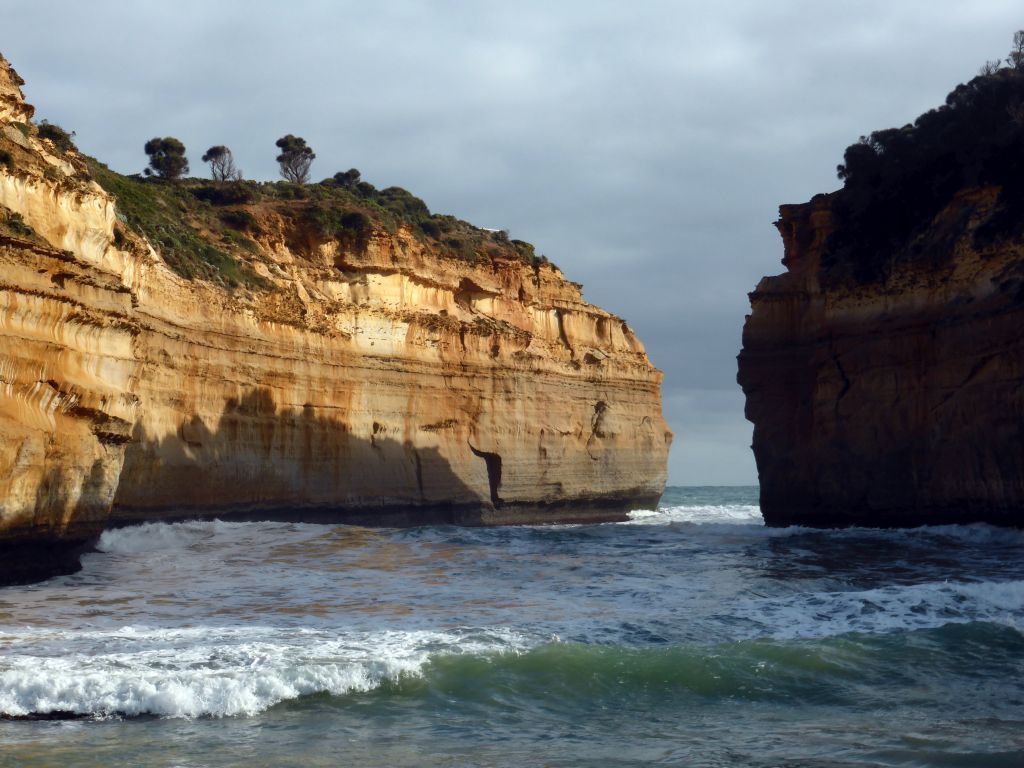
<box><xmin>1</xmin><ymin>487</ymin><xmax>1022</xmax><ymax>766</ymax></box>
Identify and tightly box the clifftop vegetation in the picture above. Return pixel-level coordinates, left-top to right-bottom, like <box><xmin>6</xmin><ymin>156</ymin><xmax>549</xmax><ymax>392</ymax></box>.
<box><xmin>0</xmin><ymin>89</ymin><xmax>549</xmax><ymax>289</ymax></box>
<box><xmin>823</xmin><ymin>31</ymin><xmax>1024</xmax><ymax>283</ymax></box>
<box><xmin>83</xmin><ymin>160</ymin><xmax>549</xmax><ymax>288</ymax></box>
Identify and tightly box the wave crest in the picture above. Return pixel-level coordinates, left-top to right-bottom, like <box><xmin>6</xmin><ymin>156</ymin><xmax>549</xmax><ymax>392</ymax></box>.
<box><xmin>0</xmin><ymin>627</ymin><xmax>531</xmax><ymax>719</ymax></box>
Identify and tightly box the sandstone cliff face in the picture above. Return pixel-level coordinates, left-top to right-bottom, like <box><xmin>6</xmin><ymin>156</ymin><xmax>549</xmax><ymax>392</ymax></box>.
<box><xmin>738</xmin><ymin>188</ymin><xmax>1024</xmax><ymax>527</ymax></box>
<box><xmin>0</xmin><ymin>55</ymin><xmax>670</xmax><ymax>580</ymax></box>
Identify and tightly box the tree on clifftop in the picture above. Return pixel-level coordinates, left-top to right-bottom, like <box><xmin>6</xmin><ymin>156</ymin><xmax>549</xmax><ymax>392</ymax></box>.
<box><xmin>143</xmin><ymin>137</ymin><xmax>188</xmax><ymax>180</ymax></box>
<box><xmin>275</xmin><ymin>135</ymin><xmax>315</xmax><ymax>184</ymax></box>
<box><xmin>201</xmin><ymin>145</ymin><xmax>242</xmax><ymax>182</ymax></box>
<box><xmin>1009</xmin><ymin>30</ymin><xmax>1024</xmax><ymax>70</ymax></box>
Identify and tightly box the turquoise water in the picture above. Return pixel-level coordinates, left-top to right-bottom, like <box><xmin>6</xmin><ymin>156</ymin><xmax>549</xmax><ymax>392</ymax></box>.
<box><xmin>1</xmin><ymin>487</ymin><xmax>1023</xmax><ymax>766</ymax></box>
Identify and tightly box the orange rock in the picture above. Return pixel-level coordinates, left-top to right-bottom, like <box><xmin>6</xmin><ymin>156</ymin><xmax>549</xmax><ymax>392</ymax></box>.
<box><xmin>0</xmin><ymin>53</ymin><xmax>671</xmax><ymax>581</ymax></box>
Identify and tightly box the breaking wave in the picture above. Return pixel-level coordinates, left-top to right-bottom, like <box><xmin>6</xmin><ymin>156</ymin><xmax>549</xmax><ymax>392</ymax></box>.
<box><xmin>0</xmin><ymin>626</ymin><xmax>532</xmax><ymax>719</ymax></box>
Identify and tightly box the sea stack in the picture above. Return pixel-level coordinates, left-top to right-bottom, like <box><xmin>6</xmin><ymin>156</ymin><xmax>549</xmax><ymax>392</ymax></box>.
<box><xmin>738</xmin><ymin>66</ymin><xmax>1024</xmax><ymax>527</ymax></box>
<box><xmin>0</xmin><ymin>53</ymin><xmax>671</xmax><ymax>582</ymax></box>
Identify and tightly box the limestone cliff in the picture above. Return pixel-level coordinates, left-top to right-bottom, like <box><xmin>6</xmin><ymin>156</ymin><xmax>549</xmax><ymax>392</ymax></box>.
<box><xmin>738</xmin><ymin>66</ymin><xmax>1024</xmax><ymax>527</ymax></box>
<box><xmin>0</xmin><ymin>54</ymin><xmax>671</xmax><ymax>581</ymax></box>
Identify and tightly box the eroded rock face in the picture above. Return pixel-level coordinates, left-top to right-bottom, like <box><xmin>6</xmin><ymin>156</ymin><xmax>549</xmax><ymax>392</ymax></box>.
<box><xmin>0</xmin><ymin>54</ymin><xmax>671</xmax><ymax>581</ymax></box>
<box><xmin>738</xmin><ymin>188</ymin><xmax>1024</xmax><ymax>527</ymax></box>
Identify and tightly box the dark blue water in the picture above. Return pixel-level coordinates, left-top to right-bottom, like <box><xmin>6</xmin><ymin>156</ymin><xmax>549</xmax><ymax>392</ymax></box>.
<box><xmin>1</xmin><ymin>487</ymin><xmax>1023</xmax><ymax>767</ymax></box>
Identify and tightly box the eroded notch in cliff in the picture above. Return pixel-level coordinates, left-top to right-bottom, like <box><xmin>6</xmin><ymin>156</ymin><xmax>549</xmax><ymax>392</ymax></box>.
<box><xmin>468</xmin><ymin>441</ymin><xmax>503</xmax><ymax>507</ymax></box>
<box><xmin>555</xmin><ymin>309</ymin><xmax>572</xmax><ymax>352</ymax></box>
<box><xmin>413</xmin><ymin>448</ymin><xmax>424</xmax><ymax>499</ymax></box>
<box><xmin>455</xmin><ymin>278</ymin><xmax>495</xmax><ymax>311</ymax></box>
<box><xmin>586</xmin><ymin>400</ymin><xmax>608</xmax><ymax>460</ymax></box>
<box><xmin>832</xmin><ymin>350</ymin><xmax>851</xmax><ymax>416</ymax></box>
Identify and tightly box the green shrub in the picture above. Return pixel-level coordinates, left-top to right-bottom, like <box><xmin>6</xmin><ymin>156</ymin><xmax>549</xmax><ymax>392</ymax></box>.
<box><xmin>431</xmin><ymin>215</ymin><xmax>455</xmax><ymax>233</ymax></box>
<box><xmin>37</xmin><ymin>120</ymin><xmax>76</xmax><ymax>153</ymax></box>
<box><xmin>333</xmin><ymin>168</ymin><xmax>361</xmax><ymax>189</ymax></box>
<box><xmin>377</xmin><ymin>186</ymin><xmax>430</xmax><ymax>221</ymax></box>
<box><xmin>305</xmin><ymin>204</ymin><xmax>372</xmax><ymax>252</ymax></box>
<box><xmin>4</xmin><ymin>211</ymin><xmax>34</xmax><ymax>237</ymax></box>
<box><xmin>192</xmin><ymin>182</ymin><xmax>259</xmax><ymax>205</ymax></box>
<box><xmin>340</xmin><ymin>211</ymin><xmax>370</xmax><ymax>232</ymax></box>
<box><xmin>219</xmin><ymin>209</ymin><xmax>258</xmax><ymax>232</ymax></box>
<box><xmin>418</xmin><ymin>219</ymin><xmax>441</xmax><ymax>237</ymax></box>
<box><xmin>511</xmin><ymin>239</ymin><xmax>536</xmax><ymax>261</ymax></box>
<box><xmin>338</xmin><ymin>211</ymin><xmax>371</xmax><ymax>251</ymax></box>
<box><xmin>274</xmin><ymin>181</ymin><xmax>308</xmax><ymax>200</ymax></box>
<box><xmin>86</xmin><ymin>157</ymin><xmax>263</xmax><ymax>288</ymax></box>
<box><xmin>223</xmin><ymin>229</ymin><xmax>260</xmax><ymax>253</ymax></box>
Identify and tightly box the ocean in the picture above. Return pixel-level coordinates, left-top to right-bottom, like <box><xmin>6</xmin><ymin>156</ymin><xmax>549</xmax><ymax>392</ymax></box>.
<box><xmin>1</xmin><ymin>486</ymin><xmax>1022</xmax><ymax>767</ymax></box>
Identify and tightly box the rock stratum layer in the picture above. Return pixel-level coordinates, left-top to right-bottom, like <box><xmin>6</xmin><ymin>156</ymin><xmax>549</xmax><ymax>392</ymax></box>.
<box><xmin>0</xmin><ymin>55</ymin><xmax>670</xmax><ymax>582</ymax></box>
<box><xmin>739</xmin><ymin>188</ymin><xmax>1024</xmax><ymax>527</ymax></box>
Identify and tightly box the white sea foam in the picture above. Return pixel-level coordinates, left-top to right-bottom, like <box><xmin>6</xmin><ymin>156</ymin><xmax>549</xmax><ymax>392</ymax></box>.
<box><xmin>0</xmin><ymin>626</ymin><xmax>533</xmax><ymax>718</ymax></box>
<box><xmin>627</xmin><ymin>504</ymin><xmax>764</xmax><ymax>526</ymax></box>
<box><xmin>628</xmin><ymin>505</ymin><xmax>1024</xmax><ymax>552</ymax></box>
<box><xmin>96</xmin><ymin>519</ymin><xmax>267</xmax><ymax>555</ymax></box>
<box><xmin>733</xmin><ymin>578</ymin><xmax>1024</xmax><ymax>640</ymax></box>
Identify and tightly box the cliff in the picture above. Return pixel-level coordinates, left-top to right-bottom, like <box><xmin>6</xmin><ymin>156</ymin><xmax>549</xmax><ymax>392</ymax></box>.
<box><xmin>738</xmin><ymin>66</ymin><xmax>1024</xmax><ymax>527</ymax></box>
<box><xmin>0</xmin><ymin>54</ymin><xmax>671</xmax><ymax>582</ymax></box>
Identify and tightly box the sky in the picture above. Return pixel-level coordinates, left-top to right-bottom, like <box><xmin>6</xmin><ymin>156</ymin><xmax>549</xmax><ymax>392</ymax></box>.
<box><xmin>2</xmin><ymin>1</ymin><xmax>1021</xmax><ymax>484</ymax></box>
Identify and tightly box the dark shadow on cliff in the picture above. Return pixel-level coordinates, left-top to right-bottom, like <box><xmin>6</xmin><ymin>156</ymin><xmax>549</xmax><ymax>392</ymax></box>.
<box><xmin>0</xmin><ymin>459</ymin><xmax>114</xmax><ymax>587</ymax></box>
<box><xmin>110</xmin><ymin>387</ymin><xmax>490</xmax><ymax>527</ymax></box>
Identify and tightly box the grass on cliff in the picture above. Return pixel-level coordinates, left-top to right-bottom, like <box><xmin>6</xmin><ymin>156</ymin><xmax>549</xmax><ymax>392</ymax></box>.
<box><xmin>85</xmin><ymin>159</ymin><xmax>551</xmax><ymax>288</ymax></box>
<box><xmin>267</xmin><ymin>176</ymin><xmax>548</xmax><ymax>268</ymax></box>
<box><xmin>86</xmin><ymin>158</ymin><xmax>266</xmax><ymax>288</ymax></box>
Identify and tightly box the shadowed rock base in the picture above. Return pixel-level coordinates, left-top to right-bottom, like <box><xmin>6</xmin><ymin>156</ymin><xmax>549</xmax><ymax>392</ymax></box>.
<box><xmin>758</xmin><ymin>499</ymin><xmax>1024</xmax><ymax>529</ymax></box>
<box><xmin>0</xmin><ymin>538</ymin><xmax>96</xmax><ymax>586</ymax></box>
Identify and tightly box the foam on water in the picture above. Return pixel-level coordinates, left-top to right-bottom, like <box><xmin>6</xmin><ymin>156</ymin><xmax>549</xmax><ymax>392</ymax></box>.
<box><xmin>0</xmin><ymin>626</ymin><xmax>534</xmax><ymax>718</ymax></box>
<box><xmin>4</xmin><ymin>487</ymin><xmax>1024</xmax><ymax>746</ymax></box>
<box><xmin>627</xmin><ymin>504</ymin><xmax>764</xmax><ymax>526</ymax></box>
<box><xmin>629</xmin><ymin>504</ymin><xmax>1024</xmax><ymax>548</ymax></box>
<box><xmin>97</xmin><ymin>521</ymin><xmax>211</xmax><ymax>555</ymax></box>
<box><xmin>96</xmin><ymin>519</ymin><xmax>308</xmax><ymax>555</ymax></box>
<box><xmin>734</xmin><ymin>578</ymin><xmax>1024</xmax><ymax>640</ymax></box>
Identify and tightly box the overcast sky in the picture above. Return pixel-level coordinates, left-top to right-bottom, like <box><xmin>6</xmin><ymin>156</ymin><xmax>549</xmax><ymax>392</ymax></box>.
<box><xmin>3</xmin><ymin>1</ymin><xmax>1020</xmax><ymax>484</ymax></box>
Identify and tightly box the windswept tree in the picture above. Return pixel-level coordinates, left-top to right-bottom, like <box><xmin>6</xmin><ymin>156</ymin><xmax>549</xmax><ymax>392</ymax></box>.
<box><xmin>1009</xmin><ymin>30</ymin><xmax>1024</xmax><ymax>70</ymax></box>
<box><xmin>201</xmin><ymin>145</ymin><xmax>242</xmax><ymax>181</ymax></box>
<box><xmin>275</xmin><ymin>134</ymin><xmax>315</xmax><ymax>184</ymax></box>
<box><xmin>143</xmin><ymin>137</ymin><xmax>188</xmax><ymax>180</ymax></box>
